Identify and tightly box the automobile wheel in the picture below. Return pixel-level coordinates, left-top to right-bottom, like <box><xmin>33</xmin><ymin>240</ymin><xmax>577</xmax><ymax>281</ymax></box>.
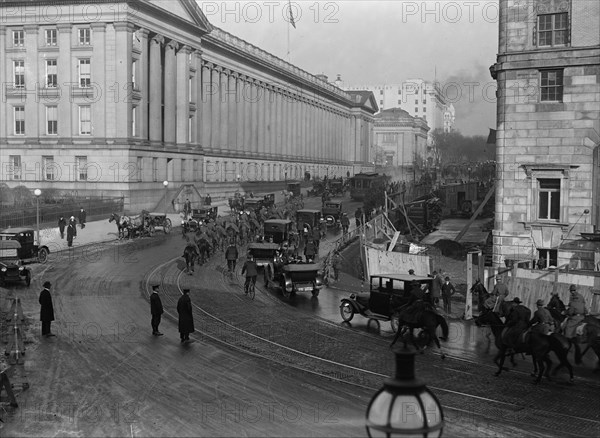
<box><xmin>164</xmin><ymin>218</ymin><xmax>172</xmax><ymax>234</ymax></box>
<box><xmin>283</xmin><ymin>286</ymin><xmax>291</xmax><ymax>299</ymax></box>
<box><xmin>390</xmin><ymin>313</ymin><xmax>401</xmax><ymax>333</ymax></box>
<box><xmin>38</xmin><ymin>247</ymin><xmax>49</xmax><ymax>264</ymax></box>
<box><xmin>25</xmin><ymin>271</ymin><xmax>31</xmax><ymax>287</ymax></box>
<box><xmin>340</xmin><ymin>302</ymin><xmax>354</xmax><ymax>322</ymax></box>
<box><xmin>311</xmin><ymin>288</ymin><xmax>320</xmax><ymax>297</ymax></box>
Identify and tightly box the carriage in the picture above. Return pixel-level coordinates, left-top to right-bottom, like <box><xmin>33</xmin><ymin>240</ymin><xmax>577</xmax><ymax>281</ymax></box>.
<box><xmin>148</xmin><ymin>213</ymin><xmax>173</xmax><ymax>234</ymax></box>
<box><xmin>124</xmin><ymin>211</ymin><xmax>155</xmax><ymax>237</ymax></box>
<box><xmin>264</xmin><ymin>259</ymin><xmax>324</xmax><ymax>299</ymax></box>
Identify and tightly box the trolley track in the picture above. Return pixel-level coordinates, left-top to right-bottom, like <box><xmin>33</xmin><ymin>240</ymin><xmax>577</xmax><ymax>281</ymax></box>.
<box><xmin>142</xmin><ymin>257</ymin><xmax>600</xmax><ymax>437</ymax></box>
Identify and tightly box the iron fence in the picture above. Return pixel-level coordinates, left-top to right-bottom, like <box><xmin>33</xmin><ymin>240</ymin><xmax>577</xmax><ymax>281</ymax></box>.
<box><xmin>0</xmin><ymin>197</ymin><xmax>124</xmax><ymax>229</ymax></box>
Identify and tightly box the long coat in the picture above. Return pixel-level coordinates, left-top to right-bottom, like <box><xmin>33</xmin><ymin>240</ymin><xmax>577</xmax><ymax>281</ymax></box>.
<box><xmin>150</xmin><ymin>292</ymin><xmax>163</xmax><ymax>316</ymax></box>
<box><xmin>39</xmin><ymin>287</ymin><xmax>55</xmax><ymax>322</ymax></box>
<box><xmin>177</xmin><ymin>293</ymin><xmax>194</xmax><ymax>333</ymax></box>
<box><xmin>67</xmin><ymin>222</ymin><xmax>77</xmax><ymax>239</ymax></box>
<box><xmin>78</xmin><ymin>209</ymin><xmax>87</xmax><ymax>224</ymax></box>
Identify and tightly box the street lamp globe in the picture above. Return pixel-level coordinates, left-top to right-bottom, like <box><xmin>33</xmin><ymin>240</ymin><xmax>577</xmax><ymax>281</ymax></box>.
<box><xmin>34</xmin><ymin>189</ymin><xmax>42</xmax><ymax>197</ymax></box>
<box><xmin>366</xmin><ymin>346</ymin><xmax>444</xmax><ymax>437</ymax></box>
<box><xmin>163</xmin><ymin>180</ymin><xmax>169</xmax><ymax>188</ymax></box>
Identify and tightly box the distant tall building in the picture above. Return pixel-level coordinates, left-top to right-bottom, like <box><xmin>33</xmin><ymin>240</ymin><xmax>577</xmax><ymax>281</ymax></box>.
<box><xmin>341</xmin><ymin>78</ymin><xmax>454</xmax><ymax>142</ymax></box>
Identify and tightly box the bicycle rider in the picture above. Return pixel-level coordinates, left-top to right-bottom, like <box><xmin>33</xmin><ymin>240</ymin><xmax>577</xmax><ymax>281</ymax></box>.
<box><xmin>225</xmin><ymin>241</ymin><xmax>238</xmax><ymax>274</ymax></box>
<box><xmin>241</xmin><ymin>254</ymin><xmax>258</xmax><ymax>295</ymax></box>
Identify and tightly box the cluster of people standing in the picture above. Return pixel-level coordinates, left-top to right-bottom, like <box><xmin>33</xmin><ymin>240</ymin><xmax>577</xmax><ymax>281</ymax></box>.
<box><xmin>150</xmin><ymin>284</ymin><xmax>195</xmax><ymax>343</ymax></box>
<box><xmin>57</xmin><ymin>208</ymin><xmax>87</xmax><ymax>247</ymax></box>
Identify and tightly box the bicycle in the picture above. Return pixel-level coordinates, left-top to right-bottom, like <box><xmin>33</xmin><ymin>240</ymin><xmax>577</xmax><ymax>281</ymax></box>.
<box><xmin>244</xmin><ymin>276</ymin><xmax>256</xmax><ymax>300</ymax></box>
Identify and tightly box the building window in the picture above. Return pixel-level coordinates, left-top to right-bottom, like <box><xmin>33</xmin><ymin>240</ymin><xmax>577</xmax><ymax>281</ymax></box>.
<box><xmin>415</xmin><ymin>108</ymin><xmax>418</xmax><ymax>112</ymax></box>
<box><xmin>538</xmin><ymin>13</ymin><xmax>568</xmax><ymax>47</ymax></box>
<box><xmin>415</xmin><ymin>99</ymin><xmax>418</xmax><ymax>104</ymax></box>
<box><xmin>188</xmin><ymin>116</ymin><xmax>193</xmax><ymax>143</ymax></box>
<box><xmin>537</xmin><ymin>249</ymin><xmax>557</xmax><ymax>269</ymax></box>
<box><xmin>540</xmin><ymin>70</ymin><xmax>563</xmax><ymax>102</ymax></box>
<box><xmin>538</xmin><ymin>178</ymin><xmax>560</xmax><ymax>220</ymax></box>
<box><xmin>43</xmin><ymin>156</ymin><xmax>55</xmax><ymax>181</ymax></box>
<box><xmin>137</xmin><ymin>157</ymin><xmax>143</xmax><ymax>182</ymax></box>
<box><xmin>422</xmin><ymin>99</ymin><xmax>426</xmax><ymax>104</ymax></box>
<box><xmin>75</xmin><ymin>156</ymin><xmax>88</xmax><ymax>181</ymax></box>
<box><xmin>79</xmin><ymin>28</ymin><xmax>91</xmax><ymax>45</ymax></box>
<box><xmin>189</xmin><ymin>76</ymin><xmax>193</xmax><ymax>102</ymax></box>
<box><xmin>397</xmin><ymin>89</ymin><xmax>401</xmax><ymax>95</ymax></box>
<box><xmin>383</xmin><ymin>134</ymin><xmax>396</xmax><ymax>143</ymax></box>
<box><xmin>422</xmin><ymin>107</ymin><xmax>426</xmax><ymax>112</ymax></box>
<box><xmin>398</xmin><ymin>100</ymin><xmax>401</xmax><ymax>104</ymax></box>
<box><xmin>79</xmin><ymin>105</ymin><xmax>92</xmax><ymax>135</ymax></box>
<box><xmin>45</xmin><ymin>29</ymin><xmax>57</xmax><ymax>46</ymax></box>
<box><xmin>14</xmin><ymin>106</ymin><xmax>25</xmax><ymax>135</ymax></box>
<box><xmin>193</xmin><ymin>159</ymin><xmax>198</xmax><ymax>180</ymax></box>
<box><xmin>132</xmin><ymin>60</ymin><xmax>136</xmax><ymax>89</ymax></box>
<box><xmin>181</xmin><ymin>159</ymin><xmax>186</xmax><ymax>182</ymax></box>
<box><xmin>13</xmin><ymin>60</ymin><xmax>25</xmax><ymax>88</ymax></box>
<box><xmin>379</xmin><ymin>90</ymin><xmax>383</xmax><ymax>95</ymax></box>
<box><xmin>79</xmin><ymin>59</ymin><xmax>91</xmax><ymax>88</ymax></box>
<box><xmin>46</xmin><ymin>106</ymin><xmax>58</xmax><ymax>135</ymax></box>
<box><xmin>9</xmin><ymin>155</ymin><xmax>22</xmax><ymax>180</ymax></box>
<box><xmin>13</xmin><ymin>30</ymin><xmax>24</xmax><ymax>47</ymax></box>
<box><xmin>46</xmin><ymin>59</ymin><xmax>57</xmax><ymax>88</ymax></box>
<box><xmin>152</xmin><ymin>158</ymin><xmax>158</xmax><ymax>182</ymax></box>
<box><xmin>132</xmin><ymin>106</ymin><xmax>137</xmax><ymax>136</ymax></box>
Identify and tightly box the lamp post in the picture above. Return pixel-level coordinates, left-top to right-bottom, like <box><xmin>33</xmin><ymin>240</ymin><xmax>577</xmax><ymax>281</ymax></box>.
<box><xmin>366</xmin><ymin>345</ymin><xmax>444</xmax><ymax>437</ymax></box>
<box><xmin>163</xmin><ymin>181</ymin><xmax>169</xmax><ymax>215</ymax></box>
<box><xmin>34</xmin><ymin>189</ymin><xmax>41</xmax><ymax>245</ymax></box>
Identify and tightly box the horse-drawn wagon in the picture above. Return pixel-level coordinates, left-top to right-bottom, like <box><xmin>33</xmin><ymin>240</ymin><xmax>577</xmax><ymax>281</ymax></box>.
<box><xmin>148</xmin><ymin>213</ymin><xmax>172</xmax><ymax>234</ymax></box>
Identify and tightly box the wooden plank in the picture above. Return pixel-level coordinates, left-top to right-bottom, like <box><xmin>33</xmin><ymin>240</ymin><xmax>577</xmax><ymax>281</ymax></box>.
<box><xmin>388</xmin><ymin>232</ymin><xmax>401</xmax><ymax>252</ymax></box>
<box><xmin>454</xmin><ymin>184</ymin><xmax>495</xmax><ymax>243</ymax></box>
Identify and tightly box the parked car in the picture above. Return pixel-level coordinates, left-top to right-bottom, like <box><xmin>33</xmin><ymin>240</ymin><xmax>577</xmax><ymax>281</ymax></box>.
<box><xmin>0</xmin><ymin>240</ymin><xmax>32</xmax><ymax>286</ymax></box>
<box><xmin>322</xmin><ymin>200</ymin><xmax>343</xmax><ymax>229</ymax></box>
<box><xmin>0</xmin><ymin>228</ymin><xmax>50</xmax><ymax>264</ymax></box>
<box><xmin>339</xmin><ymin>274</ymin><xmax>433</xmax><ymax>332</ymax></box>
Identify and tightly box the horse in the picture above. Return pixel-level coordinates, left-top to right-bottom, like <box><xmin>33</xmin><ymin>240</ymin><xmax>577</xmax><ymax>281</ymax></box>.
<box><xmin>475</xmin><ymin>309</ymin><xmax>574</xmax><ymax>384</ymax></box>
<box><xmin>574</xmin><ymin>315</ymin><xmax>600</xmax><ymax>372</ymax></box>
<box><xmin>194</xmin><ymin>237</ymin><xmax>211</xmax><ymax>265</ymax></box>
<box><xmin>182</xmin><ymin>243</ymin><xmax>199</xmax><ymax>275</ymax></box>
<box><xmin>109</xmin><ymin>213</ymin><xmax>128</xmax><ymax>239</ymax></box>
<box><xmin>391</xmin><ymin>308</ymin><xmax>449</xmax><ymax>354</ymax></box>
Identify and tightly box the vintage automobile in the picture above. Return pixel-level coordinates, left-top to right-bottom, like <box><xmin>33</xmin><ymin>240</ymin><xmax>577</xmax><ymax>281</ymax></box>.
<box><xmin>339</xmin><ymin>274</ymin><xmax>433</xmax><ymax>332</ymax></box>
<box><xmin>329</xmin><ymin>179</ymin><xmax>345</xmax><ymax>197</ymax></box>
<box><xmin>321</xmin><ymin>200</ymin><xmax>343</xmax><ymax>229</ymax></box>
<box><xmin>265</xmin><ymin>258</ymin><xmax>324</xmax><ymax>298</ymax></box>
<box><xmin>148</xmin><ymin>213</ymin><xmax>172</xmax><ymax>234</ymax></box>
<box><xmin>0</xmin><ymin>240</ymin><xmax>32</xmax><ymax>286</ymax></box>
<box><xmin>0</xmin><ymin>228</ymin><xmax>50</xmax><ymax>264</ymax></box>
<box><xmin>247</xmin><ymin>242</ymin><xmax>281</xmax><ymax>271</ymax></box>
<box><xmin>243</xmin><ymin>198</ymin><xmax>264</xmax><ymax>212</ymax></box>
<box><xmin>296</xmin><ymin>209</ymin><xmax>322</xmax><ymax>240</ymax></box>
<box><xmin>262</xmin><ymin>193</ymin><xmax>275</xmax><ymax>208</ymax></box>
<box><xmin>184</xmin><ymin>206</ymin><xmax>219</xmax><ymax>233</ymax></box>
<box><xmin>263</xmin><ymin>219</ymin><xmax>294</xmax><ymax>245</ymax></box>
<box><xmin>286</xmin><ymin>182</ymin><xmax>302</xmax><ymax>197</ymax></box>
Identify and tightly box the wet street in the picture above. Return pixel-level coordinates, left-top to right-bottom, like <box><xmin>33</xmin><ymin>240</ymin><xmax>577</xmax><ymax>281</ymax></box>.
<box><xmin>2</xmin><ymin>197</ymin><xmax>599</xmax><ymax>437</ymax></box>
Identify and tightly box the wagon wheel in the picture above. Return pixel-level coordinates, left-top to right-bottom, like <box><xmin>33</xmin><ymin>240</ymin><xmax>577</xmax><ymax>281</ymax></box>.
<box><xmin>163</xmin><ymin>218</ymin><xmax>172</xmax><ymax>234</ymax></box>
<box><xmin>340</xmin><ymin>302</ymin><xmax>354</xmax><ymax>322</ymax></box>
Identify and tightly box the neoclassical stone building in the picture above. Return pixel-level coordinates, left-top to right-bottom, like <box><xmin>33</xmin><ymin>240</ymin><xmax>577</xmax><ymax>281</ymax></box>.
<box><xmin>0</xmin><ymin>0</ymin><xmax>377</xmax><ymax>210</ymax></box>
<box><xmin>490</xmin><ymin>0</ymin><xmax>600</xmax><ymax>269</ymax></box>
<box><xmin>372</xmin><ymin>108</ymin><xmax>429</xmax><ymax>168</ymax></box>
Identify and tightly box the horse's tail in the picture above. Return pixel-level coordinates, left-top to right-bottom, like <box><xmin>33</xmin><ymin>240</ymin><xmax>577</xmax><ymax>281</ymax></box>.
<box><xmin>436</xmin><ymin>313</ymin><xmax>449</xmax><ymax>340</ymax></box>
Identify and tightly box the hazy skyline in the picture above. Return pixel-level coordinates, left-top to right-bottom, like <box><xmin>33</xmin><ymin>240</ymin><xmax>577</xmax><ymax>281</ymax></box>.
<box><xmin>198</xmin><ymin>0</ymin><xmax>499</xmax><ymax>136</ymax></box>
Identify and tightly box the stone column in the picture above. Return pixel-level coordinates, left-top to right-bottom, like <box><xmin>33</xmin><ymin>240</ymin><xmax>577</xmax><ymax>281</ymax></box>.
<box><xmin>250</xmin><ymin>80</ymin><xmax>259</xmax><ymax>156</ymax></box>
<box><xmin>149</xmin><ymin>35</ymin><xmax>164</xmax><ymax>142</ymax></box>
<box><xmin>210</xmin><ymin>65</ymin><xmax>221</xmax><ymax>151</ymax></box>
<box><xmin>114</xmin><ymin>22</ymin><xmax>133</xmax><ymax>139</ymax></box>
<box><xmin>163</xmin><ymin>39</ymin><xmax>178</xmax><ymax>144</ymax></box>
<box><xmin>275</xmin><ymin>89</ymin><xmax>282</xmax><ymax>159</ymax></box>
<box><xmin>137</xmin><ymin>28</ymin><xmax>149</xmax><ymax>140</ymax></box>
<box><xmin>193</xmin><ymin>49</ymin><xmax>202</xmax><ymax>148</ymax></box>
<box><xmin>219</xmin><ymin>69</ymin><xmax>229</xmax><ymax>150</ymax></box>
<box><xmin>23</xmin><ymin>25</ymin><xmax>39</xmax><ymax>137</ymax></box>
<box><xmin>176</xmin><ymin>45</ymin><xmax>190</xmax><ymax>145</ymax></box>
<box><xmin>257</xmin><ymin>82</ymin><xmax>266</xmax><ymax>155</ymax></box>
<box><xmin>228</xmin><ymin>72</ymin><xmax>238</xmax><ymax>151</ymax></box>
<box><xmin>236</xmin><ymin>75</ymin><xmax>245</xmax><ymax>154</ymax></box>
<box><xmin>264</xmin><ymin>86</ymin><xmax>272</xmax><ymax>157</ymax></box>
<box><xmin>0</xmin><ymin>28</ymin><xmax>5</xmax><ymax>139</ymax></box>
<box><xmin>200</xmin><ymin>61</ymin><xmax>212</xmax><ymax>150</ymax></box>
<box><xmin>56</xmin><ymin>24</ymin><xmax>72</xmax><ymax>137</ymax></box>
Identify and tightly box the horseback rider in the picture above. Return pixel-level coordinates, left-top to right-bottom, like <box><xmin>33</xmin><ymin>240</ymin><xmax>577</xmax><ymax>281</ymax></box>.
<box><xmin>547</xmin><ymin>290</ymin><xmax>566</xmax><ymax>322</ymax></box>
<box><xmin>398</xmin><ymin>280</ymin><xmax>431</xmax><ymax>325</ymax></box>
<box><xmin>502</xmin><ymin>297</ymin><xmax>531</xmax><ymax>348</ymax></box>
<box><xmin>225</xmin><ymin>242</ymin><xmax>238</xmax><ymax>274</ymax></box>
<box><xmin>492</xmin><ymin>277</ymin><xmax>510</xmax><ymax>313</ymax></box>
<box><xmin>472</xmin><ymin>279</ymin><xmax>488</xmax><ymax>313</ymax></box>
<box><xmin>562</xmin><ymin>284</ymin><xmax>588</xmax><ymax>340</ymax></box>
<box><xmin>530</xmin><ymin>299</ymin><xmax>555</xmax><ymax>335</ymax></box>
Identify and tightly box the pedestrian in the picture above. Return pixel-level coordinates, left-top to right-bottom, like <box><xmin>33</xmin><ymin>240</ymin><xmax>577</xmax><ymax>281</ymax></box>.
<box><xmin>183</xmin><ymin>198</ymin><xmax>192</xmax><ymax>218</ymax></box>
<box><xmin>431</xmin><ymin>270</ymin><xmax>443</xmax><ymax>307</ymax></box>
<box><xmin>225</xmin><ymin>242</ymin><xmax>238</xmax><ymax>273</ymax></box>
<box><xmin>354</xmin><ymin>207</ymin><xmax>363</xmax><ymax>227</ymax></box>
<box><xmin>441</xmin><ymin>276</ymin><xmax>456</xmax><ymax>314</ymax></box>
<box><xmin>78</xmin><ymin>207</ymin><xmax>87</xmax><ymax>229</ymax></box>
<box><xmin>58</xmin><ymin>215</ymin><xmax>66</xmax><ymax>239</ymax></box>
<box><xmin>205</xmin><ymin>194</ymin><xmax>212</xmax><ymax>206</ymax></box>
<box><xmin>66</xmin><ymin>216</ymin><xmax>77</xmax><ymax>247</ymax></box>
<box><xmin>241</xmin><ymin>254</ymin><xmax>258</xmax><ymax>294</ymax></box>
<box><xmin>177</xmin><ymin>288</ymin><xmax>194</xmax><ymax>343</ymax></box>
<box><xmin>304</xmin><ymin>239</ymin><xmax>317</xmax><ymax>262</ymax></box>
<box><xmin>150</xmin><ymin>284</ymin><xmax>164</xmax><ymax>336</ymax></box>
<box><xmin>340</xmin><ymin>213</ymin><xmax>350</xmax><ymax>234</ymax></box>
<box><xmin>332</xmin><ymin>250</ymin><xmax>342</xmax><ymax>281</ymax></box>
<box><xmin>562</xmin><ymin>284</ymin><xmax>588</xmax><ymax>340</ymax></box>
<box><xmin>39</xmin><ymin>281</ymin><xmax>55</xmax><ymax>337</ymax></box>
<box><xmin>408</xmin><ymin>269</ymin><xmax>415</xmax><ymax>275</ymax></box>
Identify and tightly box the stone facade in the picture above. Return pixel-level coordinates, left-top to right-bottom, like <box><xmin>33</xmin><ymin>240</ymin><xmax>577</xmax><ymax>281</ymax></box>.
<box><xmin>0</xmin><ymin>0</ymin><xmax>377</xmax><ymax>211</ymax></box>
<box><xmin>491</xmin><ymin>0</ymin><xmax>600</xmax><ymax>269</ymax></box>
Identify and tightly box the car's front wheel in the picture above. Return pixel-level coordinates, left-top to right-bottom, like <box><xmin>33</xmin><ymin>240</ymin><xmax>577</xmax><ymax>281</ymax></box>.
<box><xmin>340</xmin><ymin>301</ymin><xmax>354</xmax><ymax>322</ymax></box>
<box><xmin>38</xmin><ymin>247</ymin><xmax>49</xmax><ymax>263</ymax></box>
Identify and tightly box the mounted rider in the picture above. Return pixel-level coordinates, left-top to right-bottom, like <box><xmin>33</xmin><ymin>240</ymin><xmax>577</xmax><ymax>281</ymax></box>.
<box><xmin>502</xmin><ymin>297</ymin><xmax>531</xmax><ymax>348</ymax></box>
<box><xmin>562</xmin><ymin>284</ymin><xmax>588</xmax><ymax>339</ymax></box>
<box><xmin>530</xmin><ymin>299</ymin><xmax>555</xmax><ymax>335</ymax></box>
<box><xmin>398</xmin><ymin>280</ymin><xmax>434</xmax><ymax>326</ymax></box>
<box><xmin>547</xmin><ymin>290</ymin><xmax>566</xmax><ymax>322</ymax></box>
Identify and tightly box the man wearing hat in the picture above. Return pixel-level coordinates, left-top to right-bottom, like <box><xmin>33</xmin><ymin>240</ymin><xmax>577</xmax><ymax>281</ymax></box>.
<box><xmin>547</xmin><ymin>290</ymin><xmax>566</xmax><ymax>321</ymax></box>
<box><xmin>563</xmin><ymin>284</ymin><xmax>588</xmax><ymax>339</ymax></box>
<box><xmin>177</xmin><ymin>289</ymin><xmax>194</xmax><ymax>343</ymax></box>
<box><xmin>150</xmin><ymin>284</ymin><xmax>164</xmax><ymax>336</ymax></box>
<box><xmin>67</xmin><ymin>216</ymin><xmax>77</xmax><ymax>247</ymax></box>
<box><xmin>530</xmin><ymin>299</ymin><xmax>555</xmax><ymax>335</ymax></box>
<box><xmin>39</xmin><ymin>281</ymin><xmax>55</xmax><ymax>337</ymax></box>
<box><xmin>503</xmin><ymin>297</ymin><xmax>531</xmax><ymax>348</ymax></box>
<box><xmin>492</xmin><ymin>277</ymin><xmax>509</xmax><ymax>313</ymax></box>
<box><xmin>441</xmin><ymin>276</ymin><xmax>456</xmax><ymax>314</ymax></box>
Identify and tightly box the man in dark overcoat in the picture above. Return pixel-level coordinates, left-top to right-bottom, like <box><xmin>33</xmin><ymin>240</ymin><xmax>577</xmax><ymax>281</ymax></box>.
<box><xmin>150</xmin><ymin>284</ymin><xmax>164</xmax><ymax>336</ymax></box>
<box><xmin>78</xmin><ymin>207</ymin><xmax>87</xmax><ymax>229</ymax></box>
<box><xmin>67</xmin><ymin>216</ymin><xmax>77</xmax><ymax>247</ymax></box>
<box><xmin>58</xmin><ymin>216</ymin><xmax>66</xmax><ymax>239</ymax></box>
<box><xmin>503</xmin><ymin>297</ymin><xmax>531</xmax><ymax>348</ymax></box>
<box><xmin>39</xmin><ymin>281</ymin><xmax>55</xmax><ymax>337</ymax></box>
<box><xmin>177</xmin><ymin>289</ymin><xmax>194</xmax><ymax>343</ymax></box>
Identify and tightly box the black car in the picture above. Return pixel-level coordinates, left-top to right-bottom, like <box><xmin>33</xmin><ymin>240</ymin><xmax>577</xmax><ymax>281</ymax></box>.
<box><xmin>0</xmin><ymin>240</ymin><xmax>32</xmax><ymax>286</ymax></box>
<box><xmin>322</xmin><ymin>200</ymin><xmax>343</xmax><ymax>229</ymax></box>
<box><xmin>0</xmin><ymin>228</ymin><xmax>50</xmax><ymax>264</ymax></box>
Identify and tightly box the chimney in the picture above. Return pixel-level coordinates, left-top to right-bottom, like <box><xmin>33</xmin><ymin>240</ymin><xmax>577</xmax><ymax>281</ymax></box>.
<box><xmin>334</xmin><ymin>74</ymin><xmax>343</xmax><ymax>88</ymax></box>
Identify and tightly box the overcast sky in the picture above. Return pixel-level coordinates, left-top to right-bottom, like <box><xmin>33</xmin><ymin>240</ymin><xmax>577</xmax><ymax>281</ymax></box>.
<box><xmin>197</xmin><ymin>1</ymin><xmax>498</xmax><ymax>136</ymax></box>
